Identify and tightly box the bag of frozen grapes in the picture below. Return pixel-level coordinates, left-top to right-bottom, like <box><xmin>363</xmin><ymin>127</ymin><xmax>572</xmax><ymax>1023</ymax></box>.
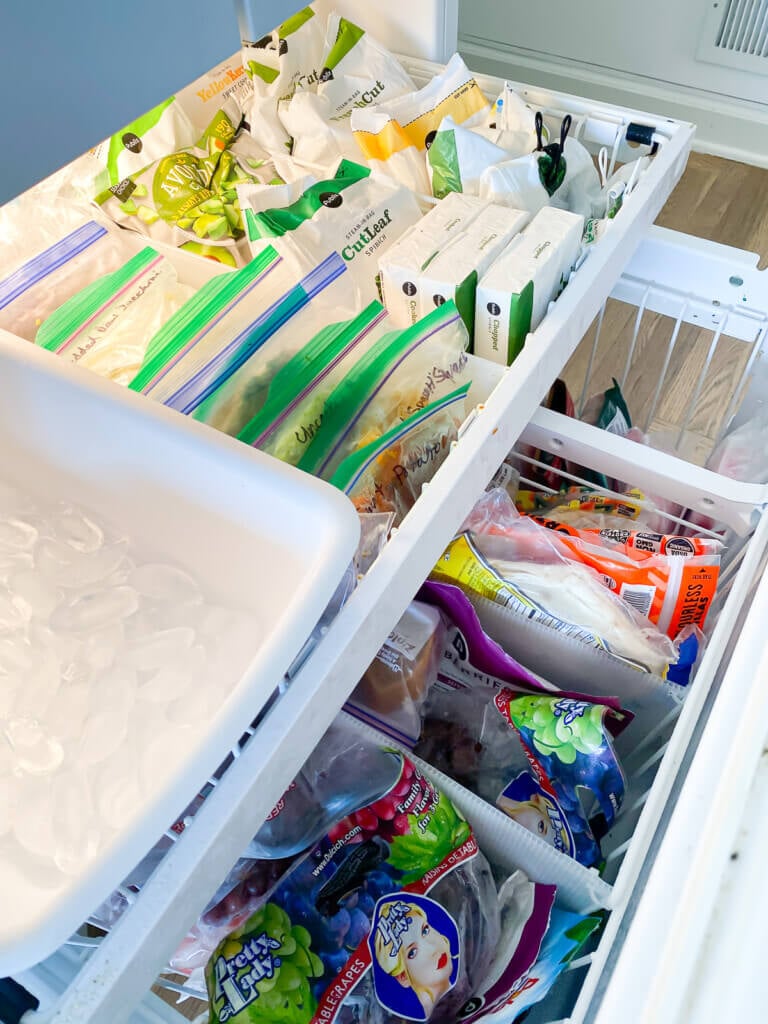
<box><xmin>205</xmin><ymin>744</ymin><xmax>555</xmax><ymax>1023</ymax></box>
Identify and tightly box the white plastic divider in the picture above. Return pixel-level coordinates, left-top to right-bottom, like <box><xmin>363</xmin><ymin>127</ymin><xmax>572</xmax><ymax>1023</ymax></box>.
<box><xmin>340</xmin><ymin>713</ymin><xmax>612</xmax><ymax>914</ymax></box>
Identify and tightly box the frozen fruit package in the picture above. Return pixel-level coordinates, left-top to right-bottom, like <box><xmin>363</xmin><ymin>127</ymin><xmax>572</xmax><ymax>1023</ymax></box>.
<box><xmin>0</xmin><ymin>220</ymin><xmax>139</xmax><ymax>342</ymax></box>
<box><xmin>529</xmin><ymin>515</ymin><xmax>722</xmax><ymax>558</ymax></box>
<box><xmin>237</xmin><ymin>302</ymin><xmax>391</xmax><ymax>465</ymax></box>
<box><xmin>330</xmin><ymin>385</ymin><xmax>469</xmax><ymax>522</ymax></box>
<box><xmin>477</xmin><ymin>906</ymin><xmax>602</xmax><ymax>1023</ymax></box>
<box><xmin>495</xmin><ymin>692</ymin><xmax>626</xmax><ymax>868</ymax></box>
<box><xmin>34</xmin><ymin>247</ymin><xmax>193</xmax><ymax>386</ymax></box>
<box><xmin>416</xmin><ymin>684</ymin><xmax>627</xmax><ymax>869</ymax></box>
<box><xmin>351</xmin><ymin>54</ymin><xmax>492</xmax><ymax>195</ymax></box>
<box><xmin>206</xmin><ymin>749</ymin><xmax>502</xmax><ymax>1023</ymax></box>
<box><xmin>344</xmin><ymin>600</ymin><xmax>446</xmax><ymax>747</ymax></box>
<box><xmin>94</xmin><ymin>97</ymin><xmax>291</xmax><ymax>265</ymax></box>
<box><xmin>299</xmin><ymin>300</ymin><xmax>470</xmax><ymax>480</ymax></box>
<box><xmin>238</xmin><ymin>159</ymin><xmax>423</xmax><ymax>303</ymax></box>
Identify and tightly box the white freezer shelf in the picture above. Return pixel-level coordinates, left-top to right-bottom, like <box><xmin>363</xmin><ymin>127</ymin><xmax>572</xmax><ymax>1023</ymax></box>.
<box><xmin>8</xmin><ymin>60</ymin><xmax>694</xmax><ymax>1024</ymax></box>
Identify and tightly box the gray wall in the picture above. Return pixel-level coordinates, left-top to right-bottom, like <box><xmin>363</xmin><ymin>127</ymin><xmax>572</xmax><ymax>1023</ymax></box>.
<box><xmin>0</xmin><ymin>1</ymin><xmax>295</xmax><ymax>205</ymax></box>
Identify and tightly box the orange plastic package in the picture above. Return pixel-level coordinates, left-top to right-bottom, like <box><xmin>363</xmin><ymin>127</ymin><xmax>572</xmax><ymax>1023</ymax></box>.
<box><xmin>468</xmin><ymin>489</ymin><xmax>721</xmax><ymax>639</ymax></box>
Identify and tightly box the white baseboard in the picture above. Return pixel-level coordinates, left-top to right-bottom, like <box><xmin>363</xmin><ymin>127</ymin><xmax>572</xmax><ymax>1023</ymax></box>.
<box><xmin>459</xmin><ymin>36</ymin><xmax>768</xmax><ymax>169</ymax></box>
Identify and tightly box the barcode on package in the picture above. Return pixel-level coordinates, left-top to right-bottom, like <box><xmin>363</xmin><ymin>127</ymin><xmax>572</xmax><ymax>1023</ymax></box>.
<box><xmin>620</xmin><ymin>583</ymin><xmax>655</xmax><ymax>618</ymax></box>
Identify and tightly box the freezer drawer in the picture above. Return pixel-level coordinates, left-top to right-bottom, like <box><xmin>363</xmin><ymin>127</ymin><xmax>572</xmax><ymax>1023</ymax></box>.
<box><xmin>0</xmin><ymin>47</ymin><xmax>700</xmax><ymax>1024</ymax></box>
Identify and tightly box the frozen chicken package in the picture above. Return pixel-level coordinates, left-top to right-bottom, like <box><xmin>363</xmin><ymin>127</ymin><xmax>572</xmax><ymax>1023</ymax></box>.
<box><xmin>34</xmin><ymin>247</ymin><xmax>192</xmax><ymax>386</ymax></box>
<box><xmin>238</xmin><ymin>159</ymin><xmax>423</xmax><ymax>303</ymax></box>
<box><xmin>474</xmin><ymin>206</ymin><xmax>584</xmax><ymax>365</ymax></box>
<box><xmin>379</xmin><ymin>192</ymin><xmax>489</xmax><ymax>327</ymax></box>
<box><xmin>0</xmin><ymin>219</ymin><xmax>138</xmax><ymax>343</ymax></box>
<box><xmin>351</xmin><ymin>53</ymin><xmax>492</xmax><ymax>195</ymax></box>
<box><xmin>413</xmin><ymin>204</ymin><xmax>530</xmax><ymax>340</ymax></box>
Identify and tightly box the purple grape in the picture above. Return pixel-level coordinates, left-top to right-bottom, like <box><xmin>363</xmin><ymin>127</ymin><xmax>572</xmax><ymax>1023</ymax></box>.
<box><xmin>345</xmin><ymin>908</ymin><xmax>370</xmax><ymax>949</ymax></box>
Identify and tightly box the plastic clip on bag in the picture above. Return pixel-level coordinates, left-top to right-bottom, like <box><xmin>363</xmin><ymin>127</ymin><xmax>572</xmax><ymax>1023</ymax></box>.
<box><xmin>330</xmin><ymin>385</ymin><xmax>470</xmax><ymax>523</ymax></box>
<box><xmin>238</xmin><ymin>159</ymin><xmax>423</xmax><ymax>303</ymax></box>
<box><xmin>34</xmin><ymin>247</ymin><xmax>192</xmax><ymax>385</ymax></box>
<box><xmin>351</xmin><ymin>53</ymin><xmax>492</xmax><ymax>196</ymax></box>
<box><xmin>299</xmin><ymin>299</ymin><xmax>470</xmax><ymax>480</ymax></box>
<box><xmin>0</xmin><ymin>220</ymin><xmax>138</xmax><ymax>343</ymax></box>
<box><xmin>237</xmin><ymin>301</ymin><xmax>391</xmax><ymax>465</ymax></box>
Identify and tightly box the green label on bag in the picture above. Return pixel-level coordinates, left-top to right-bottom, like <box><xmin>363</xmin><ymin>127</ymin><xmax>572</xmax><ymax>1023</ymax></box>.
<box><xmin>428</xmin><ymin>128</ymin><xmax>462</xmax><ymax>201</ymax></box>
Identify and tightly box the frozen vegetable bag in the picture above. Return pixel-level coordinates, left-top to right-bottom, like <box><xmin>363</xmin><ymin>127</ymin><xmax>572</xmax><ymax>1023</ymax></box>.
<box><xmin>35</xmin><ymin>247</ymin><xmax>191</xmax><ymax>386</ymax></box>
<box><xmin>0</xmin><ymin>220</ymin><xmax>135</xmax><ymax>342</ymax></box>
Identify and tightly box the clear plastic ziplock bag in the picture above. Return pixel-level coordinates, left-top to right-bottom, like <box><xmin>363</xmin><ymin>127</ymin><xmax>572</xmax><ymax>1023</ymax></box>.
<box><xmin>34</xmin><ymin>246</ymin><xmax>192</xmax><ymax>386</ymax></box>
<box><xmin>190</xmin><ymin>253</ymin><xmax>360</xmax><ymax>436</ymax></box>
<box><xmin>351</xmin><ymin>53</ymin><xmax>492</xmax><ymax>196</ymax></box>
<box><xmin>298</xmin><ymin>300</ymin><xmax>470</xmax><ymax>480</ymax></box>
<box><xmin>0</xmin><ymin>220</ymin><xmax>137</xmax><ymax>342</ymax></box>
<box><xmin>238</xmin><ymin>301</ymin><xmax>390</xmax><ymax>465</ymax></box>
<box><xmin>330</xmin><ymin>384</ymin><xmax>470</xmax><ymax>523</ymax></box>
<box><xmin>345</xmin><ymin>600</ymin><xmax>446</xmax><ymax>748</ymax></box>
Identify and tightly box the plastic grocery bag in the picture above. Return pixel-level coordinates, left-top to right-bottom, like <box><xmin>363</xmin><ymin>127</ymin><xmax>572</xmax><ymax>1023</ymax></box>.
<box><xmin>345</xmin><ymin>600</ymin><xmax>446</xmax><ymax>747</ymax></box>
<box><xmin>35</xmin><ymin>247</ymin><xmax>192</xmax><ymax>386</ymax></box>
<box><xmin>352</xmin><ymin>53</ymin><xmax>492</xmax><ymax>195</ymax></box>
<box><xmin>242</xmin><ymin>4</ymin><xmax>327</xmax><ymax>156</ymax></box>
<box><xmin>238</xmin><ymin>159</ymin><xmax>423</xmax><ymax>302</ymax></box>
<box><xmin>238</xmin><ymin>301</ymin><xmax>391</xmax><ymax>465</ymax></box>
<box><xmin>0</xmin><ymin>220</ymin><xmax>139</xmax><ymax>343</ymax></box>
<box><xmin>331</xmin><ymin>385</ymin><xmax>469</xmax><ymax>523</ymax></box>
<box><xmin>282</xmin><ymin>13</ymin><xmax>416</xmax><ymax>174</ymax></box>
<box><xmin>427</xmin><ymin>117</ymin><xmax>510</xmax><ymax>199</ymax></box>
<box><xmin>299</xmin><ymin>300</ymin><xmax>470</xmax><ymax>479</ymax></box>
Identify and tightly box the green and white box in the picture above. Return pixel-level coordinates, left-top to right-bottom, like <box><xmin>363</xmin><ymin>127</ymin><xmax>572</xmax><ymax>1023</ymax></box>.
<box><xmin>378</xmin><ymin>192</ymin><xmax>488</xmax><ymax>327</ymax></box>
<box><xmin>474</xmin><ymin>206</ymin><xmax>584</xmax><ymax>365</ymax></box>
<box><xmin>416</xmin><ymin>204</ymin><xmax>530</xmax><ymax>343</ymax></box>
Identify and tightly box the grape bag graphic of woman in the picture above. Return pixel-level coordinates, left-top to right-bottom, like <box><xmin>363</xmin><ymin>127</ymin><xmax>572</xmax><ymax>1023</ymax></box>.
<box><xmin>370</xmin><ymin>894</ymin><xmax>460</xmax><ymax>1021</ymax></box>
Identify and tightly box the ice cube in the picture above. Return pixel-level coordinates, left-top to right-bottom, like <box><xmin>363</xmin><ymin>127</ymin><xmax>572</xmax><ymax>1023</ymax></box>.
<box><xmin>0</xmin><ymin>636</ymin><xmax>34</xmax><ymax>674</ymax></box>
<box><xmin>77</xmin><ymin>710</ymin><xmax>128</xmax><ymax>767</ymax></box>
<box><xmin>124</xmin><ymin>627</ymin><xmax>195</xmax><ymax>674</ymax></box>
<box><xmin>49</xmin><ymin>586</ymin><xmax>139</xmax><ymax>633</ymax></box>
<box><xmin>137</xmin><ymin>664</ymin><xmax>194</xmax><ymax>705</ymax></box>
<box><xmin>89</xmin><ymin>667</ymin><xmax>137</xmax><ymax>720</ymax></box>
<box><xmin>140</xmin><ymin>726</ymin><xmax>196</xmax><ymax>793</ymax></box>
<box><xmin>12</xmin><ymin>775</ymin><xmax>54</xmax><ymax>858</ymax></box>
<box><xmin>44</xmin><ymin>682</ymin><xmax>90</xmax><ymax>743</ymax></box>
<box><xmin>94</xmin><ymin>752</ymin><xmax>143</xmax><ymax>830</ymax></box>
<box><xmin>0</xmin><ymin>777</ymin><xmax>13</xmax><ymax>836</ymax></box>
<box><xmin>0</xmin><ymin>586</ymin><xmax>32</xmax><ymax>634</ymax></box>
<box><xmin>12</xmin><ymin>651</ymin><xmax>60</xmax><ymax>719</ymax></box>
<box><xmin>5</xmin><ymin>717</ymin><xmax>64</xmax><ymax>776</ymax></box>
<box><xmin>37</xmin><ymin>539</ymin><xmax>129</xmax><ymax>590</ymax></box>
<box><xmin>48</xmin><ymin>510</ymin><xmax>104</xmax><ymax>553</ymax></box>
<box><xmin>9</xmin><ymin>569</ymin><xmax>61</xmax><ymax>621</ymax></box>
<box><xmin>129</xmin><ymin>563</ymin><xmax>202</xmax><ymax>606</ymax></box>
<box><xmin>51</xmin><ymin>768</ymin><xmax>100</xmax><ymax>875</ymax></box>
<box><xmin>0</xmin><ymin>518</ymin><xmax>37</xmax><ymax>552</ymax></box>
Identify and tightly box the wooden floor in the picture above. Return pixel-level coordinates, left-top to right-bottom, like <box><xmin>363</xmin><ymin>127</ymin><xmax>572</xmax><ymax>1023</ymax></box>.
<box><xmin>562</xmin><ymin>152</ymin><xmax>768</xmax><ymax>466</ymax></box>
